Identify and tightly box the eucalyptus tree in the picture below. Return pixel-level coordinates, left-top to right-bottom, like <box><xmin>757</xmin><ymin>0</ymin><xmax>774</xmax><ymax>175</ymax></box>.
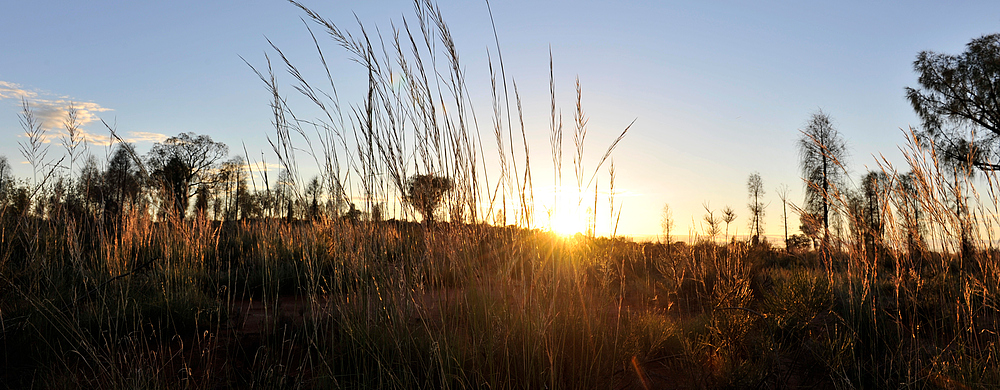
<box><xmin>404</xmin><ymin>174</ymin><xmax>453</xmax><ymax>224</ymax></box>
<box><xmin>104</xmin><ymin>144</ymin><xmax>144</xmax><ymax>222</ymax></box>
<box><xmin>906</xmin><ymin>34</ymin><xmax>1000</xmax><ymax>171</ymax></box>
<box><xmin>146</xmin><ymin>132</ymin><xmax>228</xmax><ymax>218</ymax></box>
<box><xmin>798</xmin><ymin>111</ymin><xmax>849</xmax><ymax>243</ymax></box>
<box><xmin>747</xmin><ymin>172</ymin><xmax>766</xmax><ymax>243</ymax></box>
<box><xmin>217</xmin><ymin>156</ymin><xmax>249</xmax><ymax>220</ymax></box>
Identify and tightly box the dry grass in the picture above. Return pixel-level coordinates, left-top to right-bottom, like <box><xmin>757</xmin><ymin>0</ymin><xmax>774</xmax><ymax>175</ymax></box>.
<box><xmin>2</xmin><ymin>1</ymin><xmax>1000</xmax><ymax>389</ymax></box>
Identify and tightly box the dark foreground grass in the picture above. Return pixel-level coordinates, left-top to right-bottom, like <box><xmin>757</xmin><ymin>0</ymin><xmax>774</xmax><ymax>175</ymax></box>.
<box><xmin>2</xmin><ymin>213</ymin><xmax>999</xmax><ymax>389</ymax></box>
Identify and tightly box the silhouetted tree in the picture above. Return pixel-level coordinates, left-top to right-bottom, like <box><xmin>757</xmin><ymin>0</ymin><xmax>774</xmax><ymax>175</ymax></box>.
<box><xmin>787</xmin><ymin>234</ymin><xmax>812</xmax><ymax>253</ymax></box>
<box><xmin>343</xmin><ymin>202</ymin><xmax>362</xmax><ymax>223</ymax></box>
<box><xmin>275</xmin><ymin>169</ymin><xmax>296</xmax><ymax>222</ymax></box>
<box><xmin>78</xmin><ymin>155</ymin><xmax>104</xmax><ymax>216</ymax></box>
<box><xmin>897</xmin><ymin>172</ymin><xmax>924</xmax><ymax>255</ymax></box>
<box><xmin>236</xmin><ymin>179</ymin><xmax>251</xmax><ymax>220</ymax></box>
<box><xmin>907</xmin><ymin>34</ymin><xmax>1000</xmax><ymax>171</ymax></box>
<box><xmin>862</xmin><ymin>171</ymin><xmax>887</xmax><ymax>245</ymax></box>
<box><xmin>217</xmin><ymin>156</ymin><xmax>248</xmax><ymax>220</ymax></box>
<box><xmin>404</xmin><ymin>174</ymin><xmax>452</xmax><ymax>224</ymax></box>
<box><xmin>776</xmin><ymin>184</ymin><xmax>790</xmax><ymax>249</ymax></box>
<box><xmin>848</xmin><ymin>171</ymin><xmax>888</xmax><ymax>261</ymax></box>
<box><xmin>305</xmin><ymin>176</ymin><xmax>322</xmax><ymax>221</ymax></box>
<box><xmin>747</xmin><ymin>172</ymin><xmax>766</xmax><ymax>243</ymax></box>
<box><xmin>722</xmin><ymin>206</ymin><xmax>736</xmax><ymax>242</ymax></box>
<box><xmin>155</xmin><ymin>155</ymin><xmax>190</xmax><ymax>217</ymax></box>
<box><xmin>194</xmin><ymin>184</ymin><xmax>210</xmax><ymax>219</ymax></box>
<box><xmin>660</xmin><ymin>203</ymin><xmax>674</xmax><ymax>244</ymax></box>
<box><xmin>8</xmin><ymin>185</ymin><xmax>30</xmax><ymax>218</ymax></box>
<box><xmin>104</xmin><ymin>145</ymin><xmax>144</xmax><ymax>223</ymax></box>
<box><xmin>798</xmin><ymin>111</ymin><xmax>848</xmax><ymax>246</ymax></box>
<box><xmin>146</xmin><ymin>132</ymin><xmax>228</xmax><ymax>218</ymax></box>
<box><xmin>702</xmin><ymin>203</ymin><xmax>721</xmax><ymax>242</ymax></box>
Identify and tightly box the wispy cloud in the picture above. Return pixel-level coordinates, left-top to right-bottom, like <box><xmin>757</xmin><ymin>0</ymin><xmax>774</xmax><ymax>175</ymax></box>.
<box><xmin>56</xmin><ymin>131</ymin><xmax>169</xmax><ymax>147</ymax></box>
<box><xmin>1</xmin><ymin>80</ymin><xmax>167</xmax><ymax>146</ymax></box>
<box><xmin>124</xmin><ymin>131</ymin><xmax>168</xmax><ymax>143</ymax></box>
<box><xmin>0</xmin><ymin>81</ymin><xmax>38</xmax><ymax>100</ymax></box>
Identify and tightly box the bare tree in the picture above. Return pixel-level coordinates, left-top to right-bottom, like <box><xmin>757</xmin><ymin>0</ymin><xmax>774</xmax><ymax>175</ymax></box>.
<box><xmin>776</xmin><ymin>184</ymin><xmax>790</xmax><ymax>249</ymax></box>
<box><xmin>747</xmin><ymin>172</ymin><xmax>766</xmax><ymax>244</ymax></box>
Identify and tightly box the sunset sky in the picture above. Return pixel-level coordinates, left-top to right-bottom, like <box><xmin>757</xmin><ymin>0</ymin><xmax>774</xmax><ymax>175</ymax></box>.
<box><xmin>2</xmin><ymin>0</ymin><xmax>1000</xmax><ymax>240</ymax></box>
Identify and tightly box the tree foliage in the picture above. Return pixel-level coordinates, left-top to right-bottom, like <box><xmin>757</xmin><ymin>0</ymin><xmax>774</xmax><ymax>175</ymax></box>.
<box><xmin>906</xmin><ymin>34</ymin><xmax>1000</xmax><ymax>170</ymax></box>
<box><xmin>798</xmin><ymin>111</ymin><xmax>848</xmax><ymax>238</ymax></box>
<box><xmin>404</xmin><ymin>174</ymin><xmax>452</xmax><ymax>224</ymax></box>
<box><xmin>103</xmin><ymin>145</ymin><xmax>145</xmax><ymax>221</ymax></box>
<box><xmin>146</xmin><ymin>132</ymin><xmax>228</xmax><ymax>217</ymax></box>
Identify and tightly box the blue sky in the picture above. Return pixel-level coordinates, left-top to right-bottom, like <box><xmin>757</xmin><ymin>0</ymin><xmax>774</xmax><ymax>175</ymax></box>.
<box><xmin>2</xmin><ymin>0</ymin><xmax>999</xmax><ymax>238</ymax></box>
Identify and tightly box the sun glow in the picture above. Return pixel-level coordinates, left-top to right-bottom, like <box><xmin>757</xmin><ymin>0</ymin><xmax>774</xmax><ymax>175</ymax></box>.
<box><xmin>549</xmin><ymin>209</ymin><xmax>585</xmax><ymax>236</ymax></box>
<box><xmin>544</xmin><ymin>190</ymin><xmax>589</xmax><ymax>236</ymax></box>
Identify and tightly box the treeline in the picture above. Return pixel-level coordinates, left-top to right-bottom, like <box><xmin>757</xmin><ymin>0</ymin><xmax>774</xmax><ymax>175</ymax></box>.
<box><xmin>767</xmin><ymin>108</ymin><xmax>951</xmax><ymax>267</ymax></box>
<box><xmin>1</xmin><ymin>114</ymin><xmax>356</xmax><ymax>229</ymax></box>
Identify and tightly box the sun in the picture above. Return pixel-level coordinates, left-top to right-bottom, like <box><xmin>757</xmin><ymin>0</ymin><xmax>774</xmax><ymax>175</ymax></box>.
<box><xmin>549</xmin><ymin>209</ymin><xmax>585</xmax><ymax>236</ymax></box>
<box><xmin>544</xmin><ymin>192</ymin><xmax>588</xmax><ymax>236</ymax></box>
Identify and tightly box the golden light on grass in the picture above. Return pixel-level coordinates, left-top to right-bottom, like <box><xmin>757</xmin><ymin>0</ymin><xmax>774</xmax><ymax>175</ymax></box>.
<box><xmin>8</xmin><ymin>2</ymin><xmax>1000</xmax><ymax>388</ymax></box>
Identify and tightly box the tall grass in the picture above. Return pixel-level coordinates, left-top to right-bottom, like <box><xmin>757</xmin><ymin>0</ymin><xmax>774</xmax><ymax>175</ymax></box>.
<box><xmin>3</xmin><ymin>1</ymin><xmax>1000</xmax><ymax>389</ymax></box>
